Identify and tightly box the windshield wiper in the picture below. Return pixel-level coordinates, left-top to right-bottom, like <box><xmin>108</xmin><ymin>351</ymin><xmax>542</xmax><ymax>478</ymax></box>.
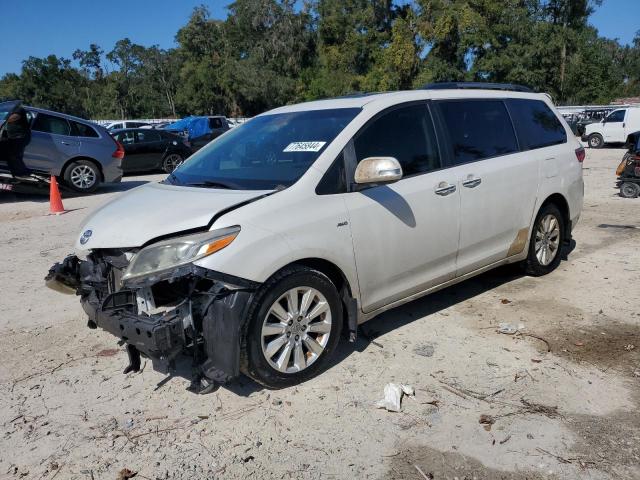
<box><xmin>185</xmin><ymin>180</ymin><xmax>234</xmax><ymax>189</ymax></box>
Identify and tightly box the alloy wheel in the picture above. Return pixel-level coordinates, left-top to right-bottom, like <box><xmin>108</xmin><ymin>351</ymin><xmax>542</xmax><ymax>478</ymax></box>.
<box><xmin>70</xmin><ymin>165</ymin><xmax>97</xmax><ymax>190</ymax></box>
<box><xmin>163</xmin><ymin>154</ymin><xmax>183</xmax><ymax>173</ymax></box>
<box><xmin>535</xmin><ymin>214</ymin><xmax>560</xmax><ymax>266</ymax></box>
<box><xmin>260</xmin><ymin>287</ymin><xmax>332</xmax><ymax>374</ymax></box>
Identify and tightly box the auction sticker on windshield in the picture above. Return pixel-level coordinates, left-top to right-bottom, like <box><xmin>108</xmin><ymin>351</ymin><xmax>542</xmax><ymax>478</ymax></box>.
<box><xmin>283</xmin><ymin>141</ymin><xmax>327</xmax><ymax>152</ymax></box>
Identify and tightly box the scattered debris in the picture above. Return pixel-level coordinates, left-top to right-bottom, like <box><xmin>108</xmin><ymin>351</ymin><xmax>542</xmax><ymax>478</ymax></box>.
<box><xmin>498</xmin><ymin>323</ymin><xmax>524</xmax><ymax>335</ymax></box>
<box><xmin>527</xmin><ymin>433</ymin><xmax>534</xmax><ymax>439</ymax></box>
<box><xmin>414</xmin><ymin>464</ymin><xmax>433</xmax><ymax>479</ymax></box>
<box><xmin>413</xmin><ymin>343</ymin><xmax>435</xmax><ymax>357</ymax></box>
<box><xmin>479</xmin><ymin>414</ymin><xmax>495</xmax><ymax>425</ymax></box>
<box><xmin>499</xmin><ymin>434</ymin><xmax>512</xmax><ymax>445</ymax></box>
<box><xmin>97</xmin><ymin>348</ymin><xmax>119</xmax><ymax>357</ymax></box>
<box><xmin>375</xmin><ymin>383</ymin><xmax>415</xmax><ymax>412</ymax></box>
<box><xmin>500</xmin><ymin>298</ymin><xmax>512</xmax><ymax>304</ymax></box>
<box><xmin>116</xmin><ymin>468</ymin><xmax>137</xmax><ymax>479</ymax></box>
<box><xmin>520</xmin><ymin>398</ymin><xmax>560</xmax><ymax>418</ymax></box>
<box><xmin>574</xmin><ymin>341</ymin><xmax>584</xmax><ymax>347</ymax></box>
<box><xmin>624</xmin><ymin>344</ymin><xmax>635</xmax><ymax>351</ymax></box>
<box><xmin>531</xmin><ymin>358</ymin><xmax>542</xmax><ymax>363</ymax></box>
<box><xmin>536</xmin><ymin>447</ymin><xmax>572</xmax><ymax>464</ymax></box>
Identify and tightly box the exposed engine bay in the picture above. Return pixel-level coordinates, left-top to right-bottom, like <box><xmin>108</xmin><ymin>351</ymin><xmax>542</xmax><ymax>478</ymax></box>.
<box><xmin>45</xmin><ymin>250</ymin><xmax>258</xmax><ymax>393</ymax></box>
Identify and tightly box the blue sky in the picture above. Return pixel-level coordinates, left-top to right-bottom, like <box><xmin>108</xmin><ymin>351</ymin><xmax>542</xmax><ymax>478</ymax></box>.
<box><xmin>0</xmin><ymin>0</ymin><xmax>638</xmax><ymax>77</ymax></box>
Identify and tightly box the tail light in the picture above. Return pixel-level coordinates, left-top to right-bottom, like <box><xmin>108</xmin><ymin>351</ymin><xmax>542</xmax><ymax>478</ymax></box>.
<box><xmin>112</xmin><ymin>140</ymin><xmax>125</xmax><ymax>159</ymax></box>
<box><xmin>575</xmin><ymin>147</ymin><xmax>585</xmax><ymax>163</ymax></box>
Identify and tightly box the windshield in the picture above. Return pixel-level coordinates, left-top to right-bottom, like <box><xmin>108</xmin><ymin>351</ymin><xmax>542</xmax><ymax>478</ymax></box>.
<box><xmin>168</xmin><ymin>108</ymin><xmax>361</xmax><ymax>190</ymax></box>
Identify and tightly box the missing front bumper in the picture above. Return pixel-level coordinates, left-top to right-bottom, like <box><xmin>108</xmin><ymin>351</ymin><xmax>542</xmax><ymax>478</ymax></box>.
<box><xmin>46</xmin><ymin>253</ymin><xmax>258</xmax><ymax>386</ymax></box>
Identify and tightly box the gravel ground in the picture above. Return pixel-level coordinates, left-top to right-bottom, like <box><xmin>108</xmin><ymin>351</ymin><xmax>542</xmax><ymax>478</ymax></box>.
<box><xmin>0</xmin><ymin>149</ymin><xmax>638</xmax><ymax>480</ymax></box>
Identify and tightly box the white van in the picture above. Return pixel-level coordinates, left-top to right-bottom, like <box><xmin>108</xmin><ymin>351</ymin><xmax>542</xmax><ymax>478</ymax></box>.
<box><xmin>46</xmin><ymin>83</ymin><xmax>584</xmax><ymax>392</ymax></box>
<box><xmin>583</xmin><ymin>106</ymin><xmax>640</xmax><ymax>148</ymax></box>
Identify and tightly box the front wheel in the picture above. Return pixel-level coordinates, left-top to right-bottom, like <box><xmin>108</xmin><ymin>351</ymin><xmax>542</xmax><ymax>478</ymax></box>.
<box><xmin>162</xmin><ymin>153</ymin><xmax>184</xmax><ymax>173</ymax></box>
<box><xmin>63</xmin><ymin>160</ymin><xmax>100</xmax><ymax>193</ymax></box>
<box><xmin>523</xmin><ymin>204</ymin><xmax>565</xmax><ymax>276</ymax></box>
<box><xmin>242</xmin><ymin>266</ymin><xmax>343</xmax><ymax>388</ymax></box>
<box><xmin>588</xmin><ymin>133</ymin><xmax>603</xmax><ymax>149</ymax></box>
<box><xmin>620</xmin><ymin>182</ymin><xmax>640</xmax><ymax>198</ymax></box>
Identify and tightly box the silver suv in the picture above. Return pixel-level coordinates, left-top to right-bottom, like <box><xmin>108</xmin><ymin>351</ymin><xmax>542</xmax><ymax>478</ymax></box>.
<box><xmin>0</xmin><ymin>101</ymin><xmax>124</xmax><ymax>193</ymax></box>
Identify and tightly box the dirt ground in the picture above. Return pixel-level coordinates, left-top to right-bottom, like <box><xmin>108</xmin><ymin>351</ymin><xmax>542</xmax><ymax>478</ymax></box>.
<box><xmin>0</xmin><ymin>149</ymin><xmax>638</xmax><ymax>480</ymax></box>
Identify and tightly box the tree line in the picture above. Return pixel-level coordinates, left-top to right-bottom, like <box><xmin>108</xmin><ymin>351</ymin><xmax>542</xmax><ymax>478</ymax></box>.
<box><xmin>1</xmin><ymin>0</ymin><xmax>638</xmax><ymax>120</ymax></box>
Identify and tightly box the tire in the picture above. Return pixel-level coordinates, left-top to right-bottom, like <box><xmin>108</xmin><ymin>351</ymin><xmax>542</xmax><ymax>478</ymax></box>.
<box><xmin>63</xmin><ymin>159</ymin><xmax>100</xmax><ymax>193</ymax></box>
<box><xmin>620</xmin><ymin>182</ymin><xmax>640</xmax><ymax>199</ymax></box>
<box><xmin>241</xmin><ymin>265</ymin><xmax>343</xmax><ymax>388</ymax></box>
<box><xmin>162</xmin><ymin>153</ymin><xmax>184</xmax><ymax>173</ymax></box>
<box><xmin>523</xmin><ymin>203</ymin><xmax>565</xmax><ymax>276</ymax></box>
<box><xmin>588</xmin><ymin>133</ymin><xmax>603</xmax><ymax>149</ymax></box>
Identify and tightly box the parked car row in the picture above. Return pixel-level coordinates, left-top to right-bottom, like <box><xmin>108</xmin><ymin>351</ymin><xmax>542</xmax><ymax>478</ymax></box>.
<box><xmin>0</xmin><ymin>102</ymin><xmax>235</xmax><ymax>193</ymax></box>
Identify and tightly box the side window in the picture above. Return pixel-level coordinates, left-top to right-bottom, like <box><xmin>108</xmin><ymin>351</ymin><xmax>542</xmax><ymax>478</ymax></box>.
<box><xmin>70</xmin><ymin>121</ymin><xmax>99</xmax><ymax>138</ymax></box>
<box><xmin>209</xmin><ymin>117</ymin><xmax>223</xmax><ymax>129</ymax></box>
<box><xmin>32</xmin><ymin>113</ymin><xmax>71</xmax><ymax>136</ymax></box>
<box><xmin>437</xmin><ymin>100</ymin><xmax>518</xmax><ymax>164</ymax></box>
<box><xmin>606</xmin><ymin>110</ymin><xmax>625</xmax><ymax>123</ymax></box>
<box><xmin>111</xmin><ymin>123</ymin><xmax>123</xmax><ymax>130</ymax></box>
<box><xmin>115</xmin><ymin>131</ymin><xmax>135</xmax><ymax>145</ymax></box>
<box><xmin>354</xmin><ymin>103</ymin><xmax>441</xmax><ymax>176</ymax></box>
<box><xmin>506</xmin><ymin>99</ymin><xmax>567</xmax><ymax>150</ymax></box>
<box><xmin>136</xmin><ymin>130</ymin><xmax>161</xmax><ymax>143</ymax></box>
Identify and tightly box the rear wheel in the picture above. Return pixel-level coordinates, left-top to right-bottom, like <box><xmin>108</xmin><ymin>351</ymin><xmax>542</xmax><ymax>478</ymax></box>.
<box><xmin>588</xmin><ymin>133</ymin><xmax>603</xmax><ymax>149</ymax></box>
<box><xmin>620</xmin><ymin>182</ymin><xmax>640</xmax><ymax>198</ymax></box>
<box><xmin>242</xmin><ymin>266</ymin><xmax>343</xmax><ymax>388</ymax></box>
<box><xmin>162</xmin><ymin>153</ymin><xmax>184</xmax><ymax>173</ymax></box>
<box><xmin>63</xmin><ymin>160</ymin><xmax>100</xmax><ymax>193</ymax></box>
<box><xmin>524</xmin><ymin>204</ymin><xmax>565</xmax><ymax>276</ymax></box>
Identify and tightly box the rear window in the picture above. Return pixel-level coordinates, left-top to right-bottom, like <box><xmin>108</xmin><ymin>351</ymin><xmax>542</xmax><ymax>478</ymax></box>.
<box><xmin>32</xmin><ymin>113</ymin><xmax>71</xmax><ymax>136</ymax></box>
<box><xmin>70</xmin><ymin>121</ymin><xmax>99</xmax><ymax>138</ymax></box>
<box><xmin>507</xmin><ymin>99</ymin><xmax>567</xmax><ymax>150</ymax></box>
<box><xmin>437</xmin><ymin>100</ymin><xmax>518</xmax><ymax>164</ymax></box>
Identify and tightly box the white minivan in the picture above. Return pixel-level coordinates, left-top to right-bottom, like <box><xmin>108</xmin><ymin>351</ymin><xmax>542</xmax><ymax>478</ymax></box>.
<box><xmin>583</xmin><ymin>106</ymin><xmax>640</xmax><ymax>148</ymax></box>
<box><xmin>46</xmin><ymin>83</ymin><xmax>584</xmax><ymax>392</ymax></box>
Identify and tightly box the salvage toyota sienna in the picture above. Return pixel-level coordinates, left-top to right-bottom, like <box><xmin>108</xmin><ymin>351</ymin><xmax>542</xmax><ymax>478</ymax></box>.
<box><xmin>46</xmin><ymin>83</ymin><xmax>584</xmax><ymax>392</ymax></box>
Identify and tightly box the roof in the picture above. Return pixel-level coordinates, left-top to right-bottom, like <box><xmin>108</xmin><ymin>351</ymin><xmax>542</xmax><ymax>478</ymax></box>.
<box><xmin>264</xmin><ymin>88</ymin><xmax>550</xmax><ymax>115</ymax></box>
<box><xmin>25</xmin><ymin>106</ymin><xmax>100</xmax><ymax>126</ymax></box>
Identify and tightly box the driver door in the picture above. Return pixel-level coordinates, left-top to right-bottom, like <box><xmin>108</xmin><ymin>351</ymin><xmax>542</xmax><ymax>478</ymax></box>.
<box><xmin>343</xmin><ymin>102</ymin><xmax>460</xmax><ymax>313</ymax></box>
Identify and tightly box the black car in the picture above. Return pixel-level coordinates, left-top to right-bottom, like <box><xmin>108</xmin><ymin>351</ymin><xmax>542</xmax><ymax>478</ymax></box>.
<box><xmin>112</xmin><ymin>128</ymin><xmax>192</xmax><ymax>173</ymax></box>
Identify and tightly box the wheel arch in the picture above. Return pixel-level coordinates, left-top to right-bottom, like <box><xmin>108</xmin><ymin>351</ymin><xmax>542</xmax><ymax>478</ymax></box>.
<box><xmin>60</xmin><ymin>156</ymin><xmax>104</xmax><ymax>182</ymax></box>
<box><xmin>539</xmin><ymin>193</ymin><xmax>571</xmax><ymax>242</ymax></box>
<box><xmin>267</xmin><ymin>257</ymin><xmax>359</xmax><ymax>339</ymax></box>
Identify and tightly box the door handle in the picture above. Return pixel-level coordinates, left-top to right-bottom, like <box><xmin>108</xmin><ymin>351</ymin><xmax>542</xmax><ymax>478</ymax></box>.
<box><xmin>435</xmin><ymin>183</ymin><xmax>456</xmax><ymax>196</ymax></box>
<box><xmin>61</xmin><ymin>141</ymin><xmax>71</xmax><ymax>145</ymax></box>
<box><xmin>462</xmin><ymin>177</ymin><xmax>482</xmax><ymax>188</ymax></box>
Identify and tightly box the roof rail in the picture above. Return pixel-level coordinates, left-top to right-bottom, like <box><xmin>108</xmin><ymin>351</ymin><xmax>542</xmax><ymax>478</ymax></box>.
<box><xmin>421</xmin><ymin>82</ymin><xmax>533</xmax><ymax>93</ymax></box>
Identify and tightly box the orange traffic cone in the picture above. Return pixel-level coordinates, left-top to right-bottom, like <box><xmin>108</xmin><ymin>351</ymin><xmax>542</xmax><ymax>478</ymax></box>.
<box><xmin>49</xmin><ymin>176</ymin><xmax>66</xmax><ymax>215</ymax></box>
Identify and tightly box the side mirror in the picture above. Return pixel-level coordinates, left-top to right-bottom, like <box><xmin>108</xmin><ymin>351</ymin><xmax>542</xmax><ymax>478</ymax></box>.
<box><xmin>354</xmin><ymin>157</ymin><xmax>403</xmax><ymax>185</ymax></box>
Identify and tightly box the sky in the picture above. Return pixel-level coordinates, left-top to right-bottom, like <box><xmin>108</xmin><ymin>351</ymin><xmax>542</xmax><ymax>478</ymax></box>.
<box><xmin>0</xmin><ymin>0</ymin><xmax>638</xmax><ymax>77</ymax></box>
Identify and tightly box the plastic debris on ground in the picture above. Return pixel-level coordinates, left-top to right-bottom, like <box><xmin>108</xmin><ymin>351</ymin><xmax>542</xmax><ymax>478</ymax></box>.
<box><xmin>375</xmin><ymin>383</ymin><xmax>415</xmax><ymax>412</ymax></box>
<box><xmin>497</xmin><ymin>323</ymin><xmax>525</xmax><ymax>335</ymax></box>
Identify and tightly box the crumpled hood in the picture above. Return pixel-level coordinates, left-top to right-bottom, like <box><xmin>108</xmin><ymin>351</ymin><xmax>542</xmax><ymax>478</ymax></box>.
<box><xmin>76</xmin><ymin>182</ymin><xmax>272</xmax><ymax>249</ymax></box>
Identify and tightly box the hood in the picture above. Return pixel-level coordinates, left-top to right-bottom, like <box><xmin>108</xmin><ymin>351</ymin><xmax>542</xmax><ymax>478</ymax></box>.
<box><xmin>76</xmin><ymin>182</ymin><xmax>272</xmax><ymax>249</ymax></box>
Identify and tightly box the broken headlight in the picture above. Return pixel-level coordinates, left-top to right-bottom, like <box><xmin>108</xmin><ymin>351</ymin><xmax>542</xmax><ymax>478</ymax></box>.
<box><xmin>122</xmin><ymin>226</ymin><xmax>240</xmax><ymax>281</ymax></box>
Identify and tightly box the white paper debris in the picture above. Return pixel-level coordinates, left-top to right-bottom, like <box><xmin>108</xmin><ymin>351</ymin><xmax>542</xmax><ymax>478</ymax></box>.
<box><xmin>283</xmin><ymin>141</ymin><xmax>326</xmax><ymax>152</ymax></box>
<box><xmin>375</xmin><ymin>383</ymin><xmax>414</xmax><ymax>412</ymax></box>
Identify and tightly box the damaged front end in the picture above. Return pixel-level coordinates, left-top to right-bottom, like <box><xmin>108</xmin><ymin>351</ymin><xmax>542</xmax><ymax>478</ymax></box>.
<box><xmin>45</xmin><ymin>250</ymin><xmax>258</xmax><ymax>393</ymax></box>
